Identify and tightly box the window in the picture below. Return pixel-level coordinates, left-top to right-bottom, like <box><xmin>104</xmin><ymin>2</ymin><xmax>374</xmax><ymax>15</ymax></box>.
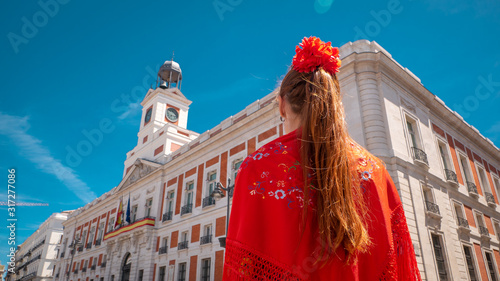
<box><xmin>88</xmin><ymin>227</ymin><xmax>95</xmax><ymax>247</ymax></box>
<box><xmin>484</xmin><ymin>251</ymin><xmax>499</xmax><ymax>281</ymax></box>
<box><xmin>494</xmin><ymin>177</ymin><xmax>500</xmax><ymax>197</ymax></box>
<box><xmin>438</xmin><ymin>142</ymin><xmax>450</xmax><ymax>171</ymax></box>
<box><xmin>97</xmin><ymin>223</ymin><xmax>104</xmax><ymax>241</ymax></box>
<box><xmin>145</xmin><ymin>198</ymin><xmax>153</xmax><ymax>217</ymax></box>
<box><xmin>453</xmin><ymin>203</ymin><xmax>467</xmax><ymax>228</ymax></box>
<box><xmin>108</xmin><ymin>218</ymin><xmax>115</xmax><ymax>232</ymax></box>
<box><xmin>477</xmin><ymin>166</ymin><xmax>491</xmax><ymax>193</ymax></box>
<box><xmin>159</xmin><ymin>266</ymin><xmax>166</xmax><ymax>281</ymax></box>
<box><xmin>459</xmin><ymin>155</ymin><xmax>473</xmax><ymax>184</ymax></box>
<box><xmin>201</xmin><ymin>225</ymin><xmax>212</xmax><ymax>245</ymax></box>
<box><xmin>182</xmin><ymin>182</ymin><xmax>194</xmax><ymax>215</ymax></box>
<box><xmin>494</xmin><ymin>221</ymin><xmax>500</xmax><ymax>241</ymax></box>
<box><xmin>131</xmin><ymin>205</ymin><xmax>138</xmax><ymax>223</ymax></box>
<box><xmin>233</xmin><ymin>159</ymin><xmax>243</xmax><ymax>182</ymax></box>
<box><xmin>178</xmin><ymin>263</ymin><xmax>186</xmax><ymax>281</ymax></box>
<box><xmin>186</xmin><ymin>182</ymin><xmax>194</xmax><ymax>206</ymax></box>
<box><xmin>423</xmin><ymin>186</ymin><xmax>440</xmax><ymax>216</ymax></box>
<box><xmin>178</xmin><ymin>232</ymin><xmax>189</xmax><ymax>250</ymax></box>
<box><xmin>166</xmin><ymin>191</ymin><xmax>175</xmax><ymax>213</ymax></box>
<box><xmin>159</xmin><ymin>237</ymin><xmax>168</xmax><ymax>254</ymax></box>
<box><xmin>407</xmin><ymin>119</ymin><xmax>419</xmax><ymax>148</ymax></box>
<box><xmin>475</xmin><ymin>213</ymin><xmax>489</xmax><ymax>236</ymax></box>
<box><xmin>201</xmin><ymin>258</ymin><xmax>211</xmax><ymax>281</ymax></box>
<box><xmin>405</xmin><ymin>116</ymin><xmax>427</xmax><ymax>164</ymax></box>
<box><xmin>431</xmin><ymin>234</ymin><xmax>449</xmax><ymax>281</ymax></box>
<box><xmin>207</xmin><ymin>172</ymin><xmax>217</xmax><ymax>197</ymax></box>
<box><xmin>138</xmin><ymin>270</ymin><xmax>143</xmax><ymax>281</ymax></box>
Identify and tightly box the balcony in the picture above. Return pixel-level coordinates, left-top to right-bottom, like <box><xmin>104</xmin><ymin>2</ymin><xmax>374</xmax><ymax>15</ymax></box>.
<box><xmin>425</xmin><ymin>201</ymin><xmax>441</xmax><ymax>219</ymax></box>
<box><xmin>60</xmin><ymin>252</ymin><xmax>65</xmax><ymax>258</ymax></box>
<box><xmin>202</xmin><ymin>196</ymin><xmax>216</xmax><ymax>208</ymax></box>
<box><xmin>86</xmin><ymin>243</ymin><xmax>92</xmax><ymax>249</ymax></box>
<box><xmin>200</xmin><ymin>234</ymin><xmax>212</xmax><ymax>245</ymax></box>
<box><xmin>100</xmin><ymin>262</ymin><xmax>106</xmax><ymax>268</ymax></box>
<box><xmin>159</xmin><ymin>246</ymin><xmax>168</xmax><ymax>255</ymax></box>
<box><xmin>467</xmin><ymin>181</ymin><xmax>479</xmax><ymax>197</ymax></box>
<box><xmin>73</xmin><ymin>269</ymin><xmax>78</xmax><ymax>274</ymax></box>
<box><xmin>411</xmin><ymin>147</ymin><xmax>429</xmax><ymax>167</ymax></box>
<box><xmin>485</xmin><ymin>192</ymin><xmax>496</xmax><ymax>207</ymax></box>
<box><xmin>77</xmin><ymin>245</ymin><xmax>83</xmax><ymax>252</ymax></box>
<box><xmin>180</xmin><ymin>204</ymin><xmax>192</xmax><ymax>216</ymax></box>
<box><xmin>95</xmin><ymin>239</ymin><xmax>101</xmax><ymax>246</ymax></box>
<box><xmin>55</xmin><ymin>273</ymin><xmax>59</xmax><ymax>278</ymax></box>
<box><xmin>91</xmin><ymin>265</ymin><xmax>96</xmax><ymax>270</ymax></box>
<box><xmin>444</xmin><ymin>169</ymin><xmax>458</xmax><ymax>186</ymax></box>
<box><xmin>82</xmin><ymin>267</ymin><xmax>87</xmax><ymax>273</ymax></box>
<box><xmin>103</xmin><ymin>217</ymin><xmax>156</xmax><ymax>240</ymax></box>
<box><xmin>456</xmin><ymin>217</ymin><xmax>470</xmax><ymax>233</ymax></box>
<box><xmin>178</xmin><ymin>241</ymin><xmax>189</xmax><ymax>250</ymax></box>
<box><xmin>479</xmin><ymin>226</ymin><xmax>490</xmax><ymax>239</ymax></box>
<box><xmin>162</xmin><ymin>211</ymin><xmax>173</xmax><ymax>222</ymax></box>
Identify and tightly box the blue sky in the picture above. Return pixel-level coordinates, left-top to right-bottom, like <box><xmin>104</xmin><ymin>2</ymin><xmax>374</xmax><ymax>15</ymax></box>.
<box><xmin>1</xmin><ymin>0</ymin><xmax>500</xmax><ymax>268</ymax></box>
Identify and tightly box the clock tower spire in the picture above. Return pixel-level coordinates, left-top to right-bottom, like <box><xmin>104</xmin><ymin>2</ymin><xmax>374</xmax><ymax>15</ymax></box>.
<box><xmin>122</xmin><ymin>57</ymin><xmax>199</xmax><ymax>177</ymax></box>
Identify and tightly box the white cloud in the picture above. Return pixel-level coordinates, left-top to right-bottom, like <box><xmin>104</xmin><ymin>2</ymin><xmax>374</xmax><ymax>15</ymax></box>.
<box><xmin>0</xmin><ymin>112</ymin><xmax>96</xmax><ymax>203</ymax></box>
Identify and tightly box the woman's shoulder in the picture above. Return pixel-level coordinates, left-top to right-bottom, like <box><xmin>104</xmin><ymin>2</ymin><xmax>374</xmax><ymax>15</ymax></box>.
<box><xmin>239</xmin><ymin>131</ymin><xmax>300</xmax><ymax>172</ymax></box>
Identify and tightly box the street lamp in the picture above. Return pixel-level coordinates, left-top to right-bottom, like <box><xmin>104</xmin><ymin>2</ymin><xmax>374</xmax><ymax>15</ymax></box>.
<box><xmin>66</xmin><ymin>238</ymin><xmax>82</xmax><ymax>281</ymax></box>
<box><xmin>210</xmin><ymin>178</ymin><xmax>234</xmax><ymax>248</ymax></box>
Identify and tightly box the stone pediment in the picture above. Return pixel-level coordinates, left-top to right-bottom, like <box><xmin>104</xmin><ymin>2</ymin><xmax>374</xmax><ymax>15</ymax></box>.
<box><xmin>117</xmin><ymin>159</ymin><xmax>161</xmax><ymax>191</ymax></box>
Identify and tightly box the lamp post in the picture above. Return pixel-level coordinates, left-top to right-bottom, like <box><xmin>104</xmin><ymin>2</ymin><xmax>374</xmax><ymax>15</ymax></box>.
<box><xmin>66</xmin><ymin>237</ymin><xmax>82</xmax><ymax>281</ymax></box>
<box><xmin>210</xmin><ymin>178</ymin><xmax>234</xmax><ymax>248</ymax></box>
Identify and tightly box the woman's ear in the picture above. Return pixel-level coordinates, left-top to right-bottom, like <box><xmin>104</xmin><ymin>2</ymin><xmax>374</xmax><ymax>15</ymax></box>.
<box><xmin>278</xmin><ymin>95</ymin><xmax>286</xmax><ymax>118</ymax></box>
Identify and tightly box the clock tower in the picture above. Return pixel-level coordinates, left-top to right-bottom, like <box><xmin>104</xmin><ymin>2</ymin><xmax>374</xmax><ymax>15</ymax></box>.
<box><xmin>122</xmin><ymin>58</ymin><xmax>199</xmax><ymax>177</ymax></box>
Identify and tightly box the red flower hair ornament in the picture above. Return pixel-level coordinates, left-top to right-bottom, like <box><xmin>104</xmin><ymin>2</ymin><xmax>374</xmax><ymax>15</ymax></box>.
<box><xmin>292</xmin><ymin>36</ymin><xmax>341</xmax><ymax>75</ymax></box>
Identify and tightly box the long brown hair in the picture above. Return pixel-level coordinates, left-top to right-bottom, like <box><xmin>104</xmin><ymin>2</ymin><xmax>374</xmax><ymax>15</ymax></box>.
<box><xmin>279</xmin><ymin>68</ymin><xmax>371</xmax><ymax>264</ymax></box>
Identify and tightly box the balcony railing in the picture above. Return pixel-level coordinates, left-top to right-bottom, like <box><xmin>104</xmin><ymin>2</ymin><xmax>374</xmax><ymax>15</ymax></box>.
<box><xmin>86</xmin><ymin>243</ymin><xmax>92</xmax><ymax>249</ymax></box>
<box><xmin>55</xmin><ymin>273</ymin><xmax>59</xmax><ymax>278</ymax></box>
<box><xmin>425</xmin><ymin>201</ymin><xmax>440</xmax><ymax>215</ymax></box>
<box><xmin>479</xmin><ymin>226</ymin><xmax>490</xmax><ymax>236</ymax></box>
<box><xmin>202</xmin><ymin>196</ymin><xmax>216</xmax><ymax>208</ymax></box>
<box><xmin>95</xmin><ymin>239</ymin><xmax>101</xmax><ymax>246</ymax></box>
<box><xmin>82</xmin><ymin>267</ymin><xmax>87</xmax><ymax>273</ymax></box>
<box><xmin>73</xmin><ymin>269</ymin><xmax>78</xmax><ymax>274</ymax></box>
<box><xmin>77</xmin><ymin>245</ymin><xmax>83</xmax><ymax>252</ymax></box>
<box><xmin>159</xmin><ymin>246</ymin><xmax>168</xmax><ymax>255</ymax></box>
<box><xmin>162</xmin><ymin>211</ymin><xmax>173</xmax><ymax>222</ymax></box>
<box><xmin>91</xmin><ymin>265</ymin><xmax>96</xmax><ymax>270</ymax></box>
<box><xmin>444</xmin><ymin>169</ymin><xmax>458</xmax><ymax>183</ymax></box>
<box><xmin>100</xmin><ymin>262</ymin><xmax>106</xmax><ymax>268</ymax></box>
<box><xmin>457</xmin><ymin>217</ymin><xmax>469</xmax><ymax>228</ymax></box>
<box><xmin>178</xmin><ymin>241</ymin><xmax>189</xmax><ymax>250</ymax></box>
<box><xmin>60</xmin><ymin>252</ymin><xmax>65</xmax><ymax>258</ymax></box>
<box><xmin>180</xmin><ymin>204</ymin><xmax>192</xmax><ymax>216</ymax></box>
<box><xmin>412</xmin><ymin>147</ymin><xmax>428</xmax><ymax>165</ymax></box>
<box><xmin>485</xmin><ymin>192</ymin><xmax>496</xmax><ymax>205</ymax></box>
<box><xmin>200</xmin><ymin>234</ymin><xmax>212</xmax><ymax>245</ymax></box>
<box><xmin>467</xmin><ymin>181</ymin><xmax>478</xmax><ymax>195</ymax></box>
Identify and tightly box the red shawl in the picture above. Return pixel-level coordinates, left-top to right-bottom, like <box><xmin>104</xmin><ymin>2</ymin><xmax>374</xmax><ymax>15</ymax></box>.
<box><xmin>223</xmin><ymin>130</ymin><xmax>421</xmax><ymax>280</ymax></box>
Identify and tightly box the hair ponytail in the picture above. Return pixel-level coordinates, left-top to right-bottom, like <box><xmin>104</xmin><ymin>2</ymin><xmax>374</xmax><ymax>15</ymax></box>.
<box><xmin>279</xmin><ymin>68</ymin><xmax>371</xmax><ymax>264</ymax></box>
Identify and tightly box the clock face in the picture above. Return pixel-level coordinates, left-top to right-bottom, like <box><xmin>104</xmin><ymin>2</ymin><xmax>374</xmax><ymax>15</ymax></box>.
<box><xmin>144</xmin><ymin>108</ymin><xmax>152</xmax><ymax>124</ymax></box>
<box><xmin>166</xmin><ymin>107</ymin><xmax>179</xmax><ymax>123</ymax></box>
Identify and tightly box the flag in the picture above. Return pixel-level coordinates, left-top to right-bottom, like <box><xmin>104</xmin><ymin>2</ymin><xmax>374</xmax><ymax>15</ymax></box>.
<box><xmin>114</xmin><ymin>199</ymin><xmax>123</xmax><ymax>228</ymax></box>
<box><xmin>125</xmin><ymin>195</ymin><xmax>131</xmax><ymax>224</ymax></box>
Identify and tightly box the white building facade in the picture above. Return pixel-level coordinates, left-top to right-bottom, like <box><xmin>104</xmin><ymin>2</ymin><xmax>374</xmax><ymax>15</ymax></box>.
<box><xmin>9</xmin><ymin>212</ymin><xmax>70</xmax><ymax>281</ymax></box>
<box><xmin>52</xmin><ymin>40</ymin><xmax>500</xmax><ymax>281</ymax></box>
